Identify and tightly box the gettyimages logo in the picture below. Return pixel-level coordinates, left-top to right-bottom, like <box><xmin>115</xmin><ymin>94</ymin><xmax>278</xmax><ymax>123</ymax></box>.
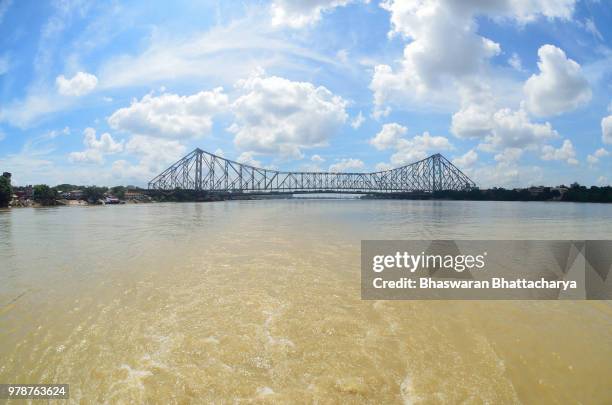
<box><xmin>372</xmin><ymin>251</ymin><xmax>487</xmax><ymax>273</ymax></box>
<box><xmin>361</xmin><ymin>240</ymin><xmax>612</xmax><ymax>300</ymax></box>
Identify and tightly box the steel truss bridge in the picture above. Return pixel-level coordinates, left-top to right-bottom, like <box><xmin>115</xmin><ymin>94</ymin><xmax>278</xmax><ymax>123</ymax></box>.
<box><xmin>148</xmin><ymin>148</ymin><xmax>475</xmax><ymax>194</ymax></box>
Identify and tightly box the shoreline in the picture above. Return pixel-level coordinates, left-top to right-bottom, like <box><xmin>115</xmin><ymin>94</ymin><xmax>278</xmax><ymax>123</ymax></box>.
<box><xmin>3</xmin><ymin>196</ymin><xmax>611</xmax><ymax>209</ymax></box>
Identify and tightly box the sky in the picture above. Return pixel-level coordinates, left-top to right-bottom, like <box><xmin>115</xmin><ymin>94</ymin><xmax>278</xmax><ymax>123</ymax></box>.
<box><xmin>0</xmin><ymin>0</ymin><xmax>611</xmax><ymax>188</ymax></box>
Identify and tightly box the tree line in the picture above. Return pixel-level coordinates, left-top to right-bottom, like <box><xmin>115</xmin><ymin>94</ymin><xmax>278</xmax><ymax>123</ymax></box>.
<box><xmin>0</xmin><ymin>178</ymin><xmax>147</xmax><ymax>207</ymax></box>
<box><xmin>431</xmin><ymin>183</ymin><xmax>612</xmax><ymax>203</ymax></box>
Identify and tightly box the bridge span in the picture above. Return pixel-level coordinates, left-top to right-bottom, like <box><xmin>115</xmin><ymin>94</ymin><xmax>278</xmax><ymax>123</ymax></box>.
<box><xmin>147</xmin><ymin>148</ymin><xmax>475</xmax><ymax>194</ymax></box>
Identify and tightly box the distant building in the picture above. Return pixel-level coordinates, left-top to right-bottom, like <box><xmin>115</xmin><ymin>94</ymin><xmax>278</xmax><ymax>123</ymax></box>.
<box><xmin>14</xmin><ymin>186</ymin><xmax>33</xmax><ymax>200</ymax></box>
<box><xmin>63</xmin><ymin>189</ymin><xmax>84</xmax><ymax>200</ymax></box>
<box><xmin>124</xmin><ymin>190</ymin><xmax>147</xmax><ymax>200</ymax></box>
<box><xmin>527</xmin><ymin>186</ymin><xmax>549</xmax><ymax>195</ymax></box>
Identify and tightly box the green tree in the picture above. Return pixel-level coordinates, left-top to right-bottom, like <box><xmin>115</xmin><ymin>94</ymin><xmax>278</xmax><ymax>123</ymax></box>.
<box><xmin>83</xmin><ymin>186</ymin><xmax>107</xmax><ymax>203</ymax></box>
<box><xmin>32</xmin><ymin>184</ymin><xmax>58</xmax><ymax>205</ymax></box>
<box><xmin>0</xmin><ymin>172</ymin><xmax>12</xmax><ymax>207</ymax></box>
<box><xmin>110</xmin><ymin>186</ymin><xmax>126</xmax><ymax>199</ymax></box>
<box><xmin>53</xmin><ymin>184</ymin><xmax>81</xmax><ymax>193</ymax></box>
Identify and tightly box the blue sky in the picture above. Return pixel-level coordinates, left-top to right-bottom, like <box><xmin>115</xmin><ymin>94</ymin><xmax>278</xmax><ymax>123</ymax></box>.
<box><xmin>0</xmin><ymin>0</ymin><xmax>611</xmax><ymax>187</ymax></box>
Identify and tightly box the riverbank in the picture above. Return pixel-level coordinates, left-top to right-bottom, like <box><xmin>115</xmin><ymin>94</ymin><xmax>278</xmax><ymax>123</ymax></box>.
<box><xmin>7</xmin><ymin>198</ymin><xmax>152</xmax><ymax>208</ymax></box>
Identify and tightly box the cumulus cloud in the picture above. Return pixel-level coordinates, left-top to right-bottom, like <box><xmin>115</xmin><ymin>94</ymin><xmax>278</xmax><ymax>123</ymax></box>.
<box><xmin>369</xmin><ymin>123</ymin><xmax>407</xmax><ymax>150</ymax></box>
<box><xmin>524</xmin><ymin>45</ymin><xmax>591</xmax><ymax>116</ymax></box>
<box><xmin>586</xmin><ymin>148</ymin><xmax>609</xmax><ymax>165</ymax></box>
<box><xmin>451</xmin><ymin>83</ymin><xmax>497</xmax><ymax>139</ymax></box>
<box><xmin>56</xmin><ymin>71</ymin><xmax>98</xmax><ymax>96</ymax></box>
<box><xmin>476</xmin><ymin>108</ymin><xmax>559</xmax><ymax>151</ymax></box>
<box><xmin>229</xmin><ymin>72</ymin><xmax>348</xmax><ymax>159</ymax></box>
<box><xmin>236</xmin><ymin>151</ymin><xmax>263</xmax><ymax>167</ymax></box>
<box><xmin>371</xmin><ymin>0</ymin><xmax>576</xmax><ymax>115</ymax></box>
<box><xmin>371</xmin><ymin>0</ymin><xmax>500</xmax><ymax>113</ymax></box>
<box><xmin>112</xmin><ymin>135</ymin><xmax>186</xmax><ymax>182</ymax></box>
<box><xmin>328</xmin><ymin>158</ymin><xmax>364</xmax><ymax>172</ymax></box>
<box><xmin>494</xmin><ymin>147</ymin><xmax>523</xmax><ymax>165</ymax></box>
<box><xmin>270</xmin><ymin>0</ymin><xmax>355</xmax><ymax>28</ymax></box>
<box><xmin>391</xmin><ymin>132</ymin><xmax>452</xmax><ymax>165</ymax></box>
<box><xmin>452</xmin><ymin>149</ymin><xmax>478</xmax><ymax>168</ymax></box>
<box><xmin>69</xmin><ymin>127</ymin><xmax>123</xmax><ymax>164</ymax></box>
<box><xmin>602</xmin><ymin>115</ymin><xmax>612</xmax><ymax>144</ymax></box>
<box><xmin>108</xmin><ymin>88</ymin><xmax>228</xmax><ymax>139</ymax></box>
<box><xmin>370</xmin><ymin>122</ymin><xmax>452</xmax><ymax>168</ymax></box>
<box><xmin>451</xmin><ymin>67</ymin><xmax>565</xmax><ymax>154</ymax></box>
<box><xmin>541</xmin><ymin>139</ymin><xmax>578</xmax><ymax>165</ymax></box>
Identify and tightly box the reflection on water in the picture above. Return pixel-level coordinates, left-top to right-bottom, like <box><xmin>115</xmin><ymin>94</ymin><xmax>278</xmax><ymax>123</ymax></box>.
<box><xmin>1</xmin><ymin>200</ymin><xmax>611</xmax><ymax>403</ymax></box>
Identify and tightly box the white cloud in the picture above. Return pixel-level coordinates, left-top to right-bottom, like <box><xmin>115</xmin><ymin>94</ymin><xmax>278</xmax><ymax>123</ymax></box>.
<box><xmin>311</xmin><ymin>154</ymin><xmax>325</xmax><ymax>163</ymax></box>
<box><xmin>587</xmin><ymin>148</ymin><xmax>609</xmax><ymax>165</ymax></box>
<box><xmin>97</xmin><ymin>15</ymin><xmax>341</xmax><ymax>90</ymax></box>
<box><xmin>452</xmin><ymin>149</ymin><xmax>478</xmax><ymax>168</ymax></box>
<box><xmin>594</xmin><ymin>148</ymin><xmax>608</xmax><ymax>158</ymax></box>
<box><xmin>469</xmin><ymin>146</ymin><xmax>543</xmax><ymax>188</ymax></box>
<box><xmin>369</xmin><ymin>121</ymin><xmax>452</xmax><ymax>167</ymax></box>
<box><xmin>494</xmin><ymin>147</ymin><xmax>523</xmax><ymax>165</ymax></box>
<box><xmin>524</xmin><ymin>45</ymin><xmax>591</xmax><ymax>116</ymax></box>
<box><xmin>112</xmin><ymin>135</ymin><xmax>186</xmax><ymax>182</ymax></box>
<box><xmin>371</xmin><ymin>1</ymin><xmax>500</xmax><ymax>113</ymax></box>
<box><xmin>375</xmin><ymin>162</ymin><xmax>393</xmax><ymax>171</ymax></box>
<box><xmin>69</xmin><ymin>127</ymin><xmax>123</xmax><ymax>164</ymax></box>
<box><xmin>0</xmin><ymin>91</ymin><xmax>74</xmax><ymax>128</ymax></box>
<box><xmin>229</xmin><ymin>72</ymin><xmax>348</xmax><ymax>159</ymax></box>
<box><xmin>392</xmin><ymin>132</ymin><xmax>452</xmax><ymax>164</ymax></box>
<box><xmin>473</xmin><ymin>163</ymin><xmax>543</xmax><ymax>189</ymax></box>
<box><xmin>43</xmin><ymin>126</ymin><xmax>71</xmax><ymax>140</ymax></box>
<box><xmin>236</xmin><ymin>151</ymin><xmax>262</xmax><ymax>167</ymax></box>
<box><xmin>108</xmin><ymin>88</ymin><xmax>228</xmax><ymax>139</ymax></box>
<box><xmin>328</xmin><ymin>158</ymin><xmax>364</xmax><ymax>172</ymax></box>
<box><xmin>478</xmin><ymin>108</ymin><xmax>559</xmax><ymax>151</ymax></box>
<box><xmin>371</xmin><ymin>0</ymin><xmax>576</xmax><ymax>115</ymax></box>
<box><xmin>602</xmin><ymin>115</ymin><xmax>612</xmax><ymax>144</ymax></box>
<box><xmin>351</xmin><ymin>111</ymin><xmax>365</xmax><ymax>129</ymax></box>
<box><xmin>369</xmin><ymin>123</ymin><xmax>407</xmax><ymax>150</ymax></box>
<box><xmin>270</xmin><ymin>0</ymin><xmax>355</xmax><ymax>28</ymax></box>
<box><xmin>56</xmin><ymin>71</ymin><xmax>98</xmax><ymax>96</ymax></box>
<box><xmin>390</xmin><ymin>132</ymin><xmax>452</xmax><ymax>166</ymax></box>
<box><xmin>125</xmin><ymin>135</ymin><xmax>183</xmax><ymax>163</ymax></box>
<box><xmin>598</xmin><ymin>176</ymin><xmax>609</xmax><ymax>186</ymax></box>
<box><xmin>541</xmin><ymin>139</ymin><xmax>578</xmax><ymax>165</ymax></box>
<box><xmin>451</xmin><ymin>67</ymin><xmax>565</xmax><ymax>154</ymax></box>
<box><xmin>451</xmin><ymin>83</ymin><xmax>496</xmax><ymax>139</ymax></box>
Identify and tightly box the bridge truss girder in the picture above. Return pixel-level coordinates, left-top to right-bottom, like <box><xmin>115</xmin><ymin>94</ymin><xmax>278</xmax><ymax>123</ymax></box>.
<box><xmin>148</xmin><ymin>148</ymin><xmax>475</xmax><ymax>193</ymax></box>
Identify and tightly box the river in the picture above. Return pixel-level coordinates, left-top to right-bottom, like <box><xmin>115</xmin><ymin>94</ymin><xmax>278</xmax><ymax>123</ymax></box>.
<box><xmin>1</xmin><ymin>200</ymin><xmax>611</xmax><ymax>403</ymax></box>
